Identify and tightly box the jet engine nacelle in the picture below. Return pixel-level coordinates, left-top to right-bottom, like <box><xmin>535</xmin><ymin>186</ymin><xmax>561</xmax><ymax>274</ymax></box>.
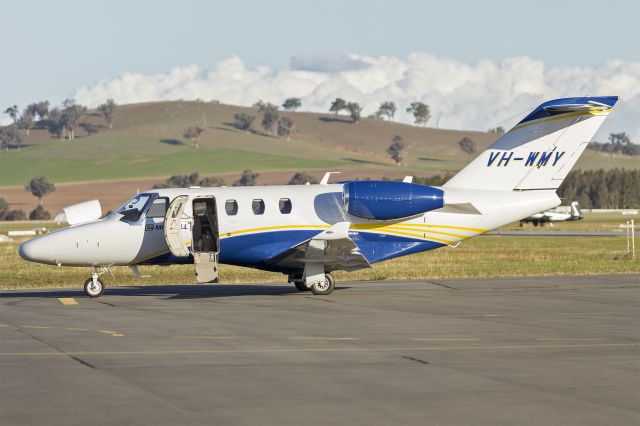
<box><xmin>343</xmin><ymin>180</ymin><xmax>444</xmax><ymax>220</ymax></box>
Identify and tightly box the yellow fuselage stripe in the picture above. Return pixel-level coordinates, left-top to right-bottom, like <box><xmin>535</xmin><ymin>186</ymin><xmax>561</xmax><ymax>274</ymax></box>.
<box><xmin>352</xmin><ymin>223</ymin><xmax>487</xmax><ymax>234</ymax></box>
<box><xmin>218</xmin><ymin>223</ymin><xmax>487</xmax><ymax>243</ymax></box>
<box><xmin>224</xmin><ymin>224</ymin><xmax>330</xmax><ymax>237</ymax></box>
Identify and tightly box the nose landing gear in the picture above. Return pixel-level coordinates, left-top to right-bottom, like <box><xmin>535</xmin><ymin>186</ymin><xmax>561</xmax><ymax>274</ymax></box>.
<box><xmin>83</xmin><ymin>266</ymin><xmax>110</xmax><ymax>298</ymax></box>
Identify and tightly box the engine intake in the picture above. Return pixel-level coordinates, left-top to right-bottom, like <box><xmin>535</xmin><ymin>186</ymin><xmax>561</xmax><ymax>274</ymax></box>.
<box><xmin>343</xmin><ymin>181</ymin><xmax>444</xmax><ymax>220</ymax></box>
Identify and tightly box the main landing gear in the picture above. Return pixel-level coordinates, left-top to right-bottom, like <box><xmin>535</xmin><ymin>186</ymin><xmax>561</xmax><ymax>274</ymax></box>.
<box><xmin>289</xmin><ymin>273</ymin><xmax>336</xmax><ymax>295</ymax></box>
<box><xmin>83</xmin><ymin>267</ymin><xmax>108</xmax><ymax>298</ymax></box>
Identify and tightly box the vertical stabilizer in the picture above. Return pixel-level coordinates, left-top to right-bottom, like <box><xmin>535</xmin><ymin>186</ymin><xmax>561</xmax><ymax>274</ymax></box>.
<box><xmin>444</xmin><ymin>96</ymin><xmax>618</xmax><ymax>191</ymax></box>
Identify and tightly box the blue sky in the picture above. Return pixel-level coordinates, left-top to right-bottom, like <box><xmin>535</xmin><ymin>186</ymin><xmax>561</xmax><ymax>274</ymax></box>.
<box><xmin>1</xmin><ymin>0</ymin><xmax>639</xmax><ymax>138</ymax></box>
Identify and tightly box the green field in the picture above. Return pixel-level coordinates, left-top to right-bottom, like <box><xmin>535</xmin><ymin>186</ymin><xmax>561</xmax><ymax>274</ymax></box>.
<box><xmin>1</xmin><ymin>101</ymin><xmax>636</xmax><ymax>187</ymax></box>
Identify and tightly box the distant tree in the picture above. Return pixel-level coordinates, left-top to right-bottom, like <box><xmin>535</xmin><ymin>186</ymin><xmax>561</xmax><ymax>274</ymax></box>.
<box><xmin>376</xmin><ymin>101</ymin><xmax>397</xmax><ymax>121</ymax></box>
<box><xmin>412</xmin><ymin>173</ymin><xmax>454</xmax><ymax>186</ymax></box>
<box><xmin>183</xmin><ymin>125</ymin><xmax>205</xmax><ymax>148</ymax></box>
<box><xmin>258</xmin><ymin>103</ymin><xmax>279</xmax><ymax>136</ymax></box>
<box><xmin>0</xmin><ymin>125</ymin><xmax>22</xmax><ymax>151</ymax></box>
<box><xmin>233</xmin><ymin>113</ymin><xmax>255</xmax><ymax>131</ymax></box>
<box><xmin>0</xmin><ymin>198</ymin><xmax>9</xmax><ymax>221</ymax></box>
<box><xmin>3</xmin><ymin>209</ymin><xmax>27</xmax><ymax>221</ymax></box>
<box><xmin>197</xmin><ymin>176</ymin><xmax>226</xmax><ymax>187</ymax></box>
<box><xmin>458</xmin><ymin>137</ymin><xmax>477</xmax><ymax>154</ymax></box>
<box><xmin>589</xmin><ymin>132</ymin><xmax>640</xmax><ymax>156</ymax></box>
<box><xmin>4</xmin><ymin>105</ymin><xmax>19</xmax><ymax>123</ymax></box>
<box><xmin>277</xmin><ymin>117</ymin><xmax>294</xmax><ymax>139</ymax></box>
<box><xmin>282</xmin><ymin>98</ymin><xmax>301</xmax><ymax>111</ymax></box>
<box><xmin>252</xmin><ymin>100</ymin><xmax>266</xmax><ymax>109</ymax></box>
<box><xmin>17</xmin><ymin>109</ymin><xmax>34</xmax><ymax>136</ymax></box>
<box><xmin>25</xmin><ymin>176</ymin><xmax>55</xmax><ymax>206</ymax></box>
<box><xmin>46</xmin><ymin>107</ymin><xmax>65</xmax><ymax>140</ymax></box>
<box><xmin>0</xmin><ymin>199</ymin><xmax>28</xmax><ymax>222</ymax></box>
<box><xmin>32</xmin><ymin>101</ymin><xmax>49</xmax><ymax>121</ymax></box>
<box><xmin>233</xmin><ymin>169</ymin><xmax>259</xmax><ymax>186</ymax></box>
<box><xmin>98</xmin><ymin>99</ymin><xmax>116</xmax><ymax>130</ymax></box>
<box><xmin>29</xmin><ymin>205</ymin><xmax>51</xmax><ymax>220</ymax></box>
<box><xmin>406</xmin><ymin>102</ymin><xmax>431</xmax><ymax>126</ymax></box>
<box><xmin>329</xmin><ymin>98</ymin><xmax>347</xmax><ymax>114</ymax></box>
<box><xmin>80</xmin><ymin>122</ymin><xmax>100</xmax><ymax>135</ymax></box>
<box><xmin>347</xmin><ymin>102</ymin><xmax>362</xmax><ymax>124</ymax></box>
<box><xmin>608</xmin><ymin>132</ymin><xmax>639</xmax><ymax>155</ymax></box>
<box><xmin>153</xmin><ymin>173</ymin><xmax>200</xmax><ymax>188</ymax></box>
<box><xmin>61</xmin><ymin>99</ymin><xmax>86</xmax><ymax>140</ymax></box>
<box><xmin>288</xmin><ymin>172</ymin><xmax>318</xmax><ymax>185</ymax></box>
<box><xmin>488</xmin><ymin>126</ymin><xmax>505</xmax><ymax>135</ymax></box>
<box><xmin>386</xmin><ymin>135</ymin><xmax>407</xmax><ymax>165</ymax></box>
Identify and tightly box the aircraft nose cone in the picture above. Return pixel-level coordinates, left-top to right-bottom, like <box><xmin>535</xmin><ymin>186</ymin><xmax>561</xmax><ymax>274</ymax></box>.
<box><xmin>19</xmin><ymin>238</ymin><xmax>51</xmax><ymax>264</ymax></box>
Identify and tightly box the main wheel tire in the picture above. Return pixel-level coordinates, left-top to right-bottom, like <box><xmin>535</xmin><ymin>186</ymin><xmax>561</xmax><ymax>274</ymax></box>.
<box><xmin>310</xmin><ymin>274</ymin><xmax>335</xmax><ymax>295</ymax></box>
<box><xmin>84</xmin><ymin>277</ymin><xmax>105</xmax><ymax>298</ymax></box>
<box><xmin>293</xmin><ymin>281</ymin><xmax>309</xmax><ymax>291</ymax></box>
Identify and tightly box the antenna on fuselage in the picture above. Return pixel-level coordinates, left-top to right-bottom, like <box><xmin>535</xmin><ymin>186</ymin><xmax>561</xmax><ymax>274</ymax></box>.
<box><xmin>320</xmin><ymin>172</ymin><xmax>341</xmax><ymax>185</ymax></box>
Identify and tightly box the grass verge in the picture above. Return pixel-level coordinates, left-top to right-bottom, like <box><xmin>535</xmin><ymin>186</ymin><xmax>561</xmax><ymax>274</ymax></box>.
<box><xmin>1</xmin><ymin>235</ymin><xmax>637</xmax><ymax>290</ymax></box>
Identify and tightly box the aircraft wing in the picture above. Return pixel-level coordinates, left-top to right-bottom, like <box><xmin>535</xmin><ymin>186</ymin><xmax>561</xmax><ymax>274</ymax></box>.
<box><xmin>266</xmin><ymin>222</ymin><xmax>371</xmax><ymax>272</ymax></box>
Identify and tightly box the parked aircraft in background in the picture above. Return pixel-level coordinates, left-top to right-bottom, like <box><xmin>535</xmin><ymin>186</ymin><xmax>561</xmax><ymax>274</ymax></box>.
<box><xmin>19</xmin><ymin>96</ymin><xmax>618</xmax><ymax>297</ymax></box>
<box><xmin>520</xmin><ymin>201</ymin><xmax>583</xmax><ymax>226</ymax></box>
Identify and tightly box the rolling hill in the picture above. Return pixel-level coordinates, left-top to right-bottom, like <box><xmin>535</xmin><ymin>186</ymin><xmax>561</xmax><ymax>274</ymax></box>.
<box><xmin>1</xmin><ymin>100</ymin><xmax>637</xmax><ymax>212</ymax></box>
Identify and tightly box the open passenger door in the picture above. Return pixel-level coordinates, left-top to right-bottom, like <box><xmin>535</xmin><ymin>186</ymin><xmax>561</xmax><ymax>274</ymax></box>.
<box><xmin>164</xmin><ymin>195</ymin><xmax>190</xmax><ymax>257</ymax></box>
<box><xmin>164</xmin><ymin>195</ymin><xmax>220</xmax><ymax>283</ymax></box>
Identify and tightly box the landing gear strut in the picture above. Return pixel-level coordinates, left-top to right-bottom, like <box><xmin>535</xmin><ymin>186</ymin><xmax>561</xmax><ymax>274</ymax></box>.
<box><xmin>83</xmin><ymin>267</ymin><xmax>107</xmax><ymax>298</ymax></box>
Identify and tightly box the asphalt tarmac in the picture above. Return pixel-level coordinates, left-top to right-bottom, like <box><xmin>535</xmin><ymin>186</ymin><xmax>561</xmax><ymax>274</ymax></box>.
<box><xmin>1</xmin><ymin>274</ymin><xmax>638</xmax><ymax>426</ymax></box>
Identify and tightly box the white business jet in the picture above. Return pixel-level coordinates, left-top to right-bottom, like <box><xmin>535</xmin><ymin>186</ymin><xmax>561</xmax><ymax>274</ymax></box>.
<box><xmin>19</xmin><ymin>96</ymin><xmax>618</xmax><ymax>297</ymax></box>
<box><xmin>520</xmin><ymin>201</ymin><xmax>583</xmax><ymax>226</ymax></box>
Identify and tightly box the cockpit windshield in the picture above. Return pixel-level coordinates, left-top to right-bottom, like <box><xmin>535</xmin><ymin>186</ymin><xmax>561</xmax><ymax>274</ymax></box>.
<box><xmin>117</xmin><ymin>194</ymin><xmax>152</xmax><ymax>222</ymax></box>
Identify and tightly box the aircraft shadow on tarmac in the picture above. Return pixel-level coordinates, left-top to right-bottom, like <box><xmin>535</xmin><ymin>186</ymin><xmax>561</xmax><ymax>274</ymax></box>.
<box><xmin>0</xmin><ymin>284</ymin><xmax>350</xmax><ymax>300</ymax></box>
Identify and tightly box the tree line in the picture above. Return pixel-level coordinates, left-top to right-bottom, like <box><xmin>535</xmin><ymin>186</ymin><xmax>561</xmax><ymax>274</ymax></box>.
<box><xmin>557</xmin><ymin>168</ymin><xmax>640</xmax><ymax>209</ymax></box>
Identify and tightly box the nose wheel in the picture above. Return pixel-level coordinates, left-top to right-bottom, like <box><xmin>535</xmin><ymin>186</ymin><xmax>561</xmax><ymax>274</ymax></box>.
<box><xmin>83</xmin><ymin>267</ymin><xmax>108</xmax><ymax>298</ymax></box>
<box><xmin>84</xmin><ymin>277</ymin><xmax>105</xmax><ymax>298</ymax></box>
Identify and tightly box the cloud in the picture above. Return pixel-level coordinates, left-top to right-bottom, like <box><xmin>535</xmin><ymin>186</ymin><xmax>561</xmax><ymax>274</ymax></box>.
<box><xmin>290</xmin><ymin>53</ymin><xmax>370</xmax><ymax>73</ymax></box>
<box><xmin>73</xmin><ymin>53</ymin><xmax>640</xmax><ymax>141</ymax></box>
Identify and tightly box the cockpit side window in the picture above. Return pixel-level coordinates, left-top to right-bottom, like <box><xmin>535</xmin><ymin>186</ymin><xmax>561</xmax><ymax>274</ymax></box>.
<box><xmin>117</xmin><ymin>194</ymin><xmax>152</xmax><ymax>222</ymax></box>
<box><xmin>147</xmin><ymin>197</ymin><xmax>169</xmax><ymax>218</ymax></box>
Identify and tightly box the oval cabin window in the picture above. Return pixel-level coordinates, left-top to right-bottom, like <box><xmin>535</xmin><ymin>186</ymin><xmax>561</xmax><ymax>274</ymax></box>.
<box><xmin>252</xmin><ymin>199</ymin><xmax>265</xmax><ymax>215</ymax></box>
<box><xmin>279</xmin><ymin>198</ymin><xmax>292</xmax><ymax>214</ymax></box>
<box><xmin>225</xmin><ymin>199</ymin><xmax>238</xmax><ymax>216</ymax></box>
